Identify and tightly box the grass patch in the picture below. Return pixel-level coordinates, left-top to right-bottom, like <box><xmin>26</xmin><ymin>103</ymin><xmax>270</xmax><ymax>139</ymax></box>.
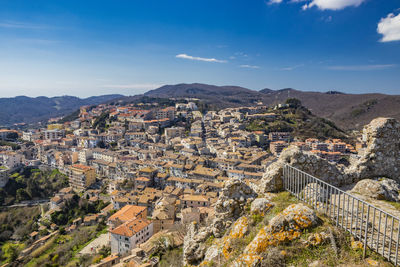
<box><xmin>384</xmin><ymin>200</ymin><xmax>400</xmax><ymax>210</ymax></box>
<box><xmin>159</xmin><ymin>247</ymin><xmax>183</xmax><ymax>267</ymax></box>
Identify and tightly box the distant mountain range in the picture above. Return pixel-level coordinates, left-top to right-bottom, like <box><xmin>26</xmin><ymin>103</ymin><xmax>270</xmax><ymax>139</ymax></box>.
<box><xmin>144</xmin><ymin>83</ymin><xmax>400</xmax><ymax>129</ymax></box>
<box><xmin>2</xmin><ymin>83</ymin><xmax>399</xmax><ymax>130</ymax></box>
<box><xmin>0</xmin><ymin>94</ymin><xmax>122</xmax><ymax>126</ymax></box>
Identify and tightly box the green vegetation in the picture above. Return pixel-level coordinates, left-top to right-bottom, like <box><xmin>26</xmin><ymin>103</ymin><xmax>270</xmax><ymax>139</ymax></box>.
<box><xmin>0</xmin><ymin>140</ymin><xmax>21</xmax><ymax>150</ymax></box>
<box><xmin>0</xmin><ymin>168</ymin><xmax>68</xmax><ymax>206</ymax></box>
<box><xmin>24</xmin><ymin>226</ymin><xmax>108</xmax><ymax>267</ymax></box>
<box><xmin>0</xmin><ymin>206</ymin><xmax>40</xmax><ymax>246</ymax></box>
<box><xmin>350</xmin><ymin>99</ymin><xmax>378</xmax><ymax>118</ymax></box>
<box><xmin>58</xmin><ymin>109</ymin><xmax>80</xmax><ymax>123</ymax></box>
<box><xmin>92</xmin><ymin>111</ymin><xmax>110</xmax><ymax>132</ymax></box>
<box><xmin>245</xmin><ymin>102</ymin><xmax>347</xmax><ymax>141</ymax></box>
<box><xmin>50</xmin><ymin>195</ymin><xmax>108</xmax><ymax>226</ymax></box>
<box><xmin>284</xmin><ymin>216</ymin><xmax>391</xmax><ymax>267</ymax></box>
<box><xmin>159</xmin><ymin>247</ymin><xmax>183</xmax><ymax>267</ymax></box>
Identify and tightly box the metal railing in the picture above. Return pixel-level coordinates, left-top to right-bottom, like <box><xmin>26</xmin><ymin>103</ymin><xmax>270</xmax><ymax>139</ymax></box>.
<box><xmin>283</xmin><ymin>164</ymin><xmax>400</xmax><ymax>265</ymax></box>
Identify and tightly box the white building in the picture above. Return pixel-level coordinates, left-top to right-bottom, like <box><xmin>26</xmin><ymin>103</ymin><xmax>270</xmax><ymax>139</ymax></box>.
<box><xmin>0</xmin><ymin>152</ymin><xmax>23</xmax><ymax>170</ymax></box>
<box><xmin>44</xmin><ymin>129</ymin><xmax>64</xmax><ymax>141</ymax></box>
<box><xmin>109</xmin><ymin>218</ymin><xmax>153</xmax><ymax>255</ymax></box>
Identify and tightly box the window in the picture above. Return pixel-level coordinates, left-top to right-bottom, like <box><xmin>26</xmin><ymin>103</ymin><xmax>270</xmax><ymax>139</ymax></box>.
<box><xmin>125</xmin><ymin>237</ymin><xmax>129</xmax><ymax>241</ymax></box>
<box><xmin>125</xmin><ymin>244</ymin><xmax>129</xmax><ymax>248</ymax></box>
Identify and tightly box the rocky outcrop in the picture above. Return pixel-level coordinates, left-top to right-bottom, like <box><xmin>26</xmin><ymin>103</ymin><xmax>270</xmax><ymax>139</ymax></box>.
<box><xmin>212</xmin><ymin>178</ymin><xmax>257</xmax><ymax>237</ymax></box>
<box><xmin>234</xmin><ymin>203</ymin><xmax>319</xmax><ymax>266</ymax></box>
<box><xmin>203</xmin><ymin>216</ymin><xmax>249</xmax><ymax>263</ymax></box>
<box><xmin>258</xmin><ymin>146</ymin><xmax>345</xmax><ymax>193</ymax></box>
<box><xmin>183</xmin><ymin>179</ymin><xmax>257</xmax><ymax>265</ymax></box>
<box><xmin>183</xmin><ymin>222</ymin><xmax>212</xmax><ymax>265</ymax></box>
<box><xmin>351</xmin><ymin>178</ymin><xmax>400</xmax><ymax>202</ymax></box>
<box><xmin>347</xmin><ymin>117</ymin><xmax>400</xmax><ymax>182</ymax></box>
<box><xmin>250</xmin><ymin>197</ymin><xmax>273</xmax><ymax>215</ymax></box>
<box><xmin>259</xmin><ymin>118</ymin><xmax>400</xmax><ymax>194</ymax></box>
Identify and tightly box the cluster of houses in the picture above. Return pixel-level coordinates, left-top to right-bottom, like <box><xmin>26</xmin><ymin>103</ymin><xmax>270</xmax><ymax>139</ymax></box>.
<box><xmin>0</xmin><ymin>100</ymin><xmax>367</xmax><ymax>266</ymax></box>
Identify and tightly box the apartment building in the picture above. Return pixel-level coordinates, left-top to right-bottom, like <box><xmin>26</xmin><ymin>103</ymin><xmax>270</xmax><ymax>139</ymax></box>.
<box><xmin>0</xmin><ymin>168</ymin><xmax>9</xmax><ymax>188</ymax></box>
<box><xmin>67</xmin><ymin>164</ymin><xmax>96</xmax><ymax>191</ymax></box>
<box><xmin>0</xmin><ymin>151</ymin><xmax>23</xmax><ymax>170</ymax></box>
<box><xmin>108</xmin><ymin>205</ymin><xmax>147</xmax><ymax>229</ymax></box>
<box><xmin>180</xmin><ymin>194</ymin><xmax>210</xmax><ymax>209</ymax></box>
<box><xmin>109</xmin><ymin>218</ymin><xmax>153</xmax><ymax>255</ymax></box>
<box><xmin>0</xmin><ymin>129</ymin><xmax>18</xmax><ymax>140</ymax></box>
<box><xmin>44</xmin><ymin>129</ymin><xmax>65</xmax><ymax>141</ymax></box>
<box><xmin>270</xmin><ymin>141</ymin><xmax>289</xmax><ymax>155</ymax></box>
<box><xmin>269</xmin><ymin>132</ymin><xmax>291</xmax><ymax>142</ymax></box>
<box><xmin>155</xmin><ymin>107</ymin><xmax>175</xmax><ymax>121</ymax></box>
<box><xmin>164</xmin><ymin>127</ymin><xmax>185</xmax><ymax>140</ymax></box>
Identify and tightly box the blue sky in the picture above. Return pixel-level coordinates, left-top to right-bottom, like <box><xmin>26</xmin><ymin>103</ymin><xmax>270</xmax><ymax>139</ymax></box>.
<box><xmin>0</xmin><ymin>0</ymin><xmax>399</xmax><ymax>97</ymax></box>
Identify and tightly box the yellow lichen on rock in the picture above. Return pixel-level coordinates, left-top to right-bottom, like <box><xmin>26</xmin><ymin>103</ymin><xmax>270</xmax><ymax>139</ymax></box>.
<box><xmin>304</xmin><ymin>232</ymin><xmax>329</xmax><ymax>247</ymax></box>
<box><xmin>351</xmin><ymin>236</ymin><xmax>363</xmax><ymax>250</ymax></box>
<box><xmin>222</xmin><ymin>216</ymin><xmax>249</xmax><ymax>259</ymax></box>
<box><xmin>233</xmin><ymin>203</ymin><xmax>318</xmax><ymax>267</ymax></box>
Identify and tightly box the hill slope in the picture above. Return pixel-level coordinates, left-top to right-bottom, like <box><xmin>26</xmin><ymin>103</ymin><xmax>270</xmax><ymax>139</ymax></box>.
<box><xmin>0</xmin><ymin>94</ymin><xmax>122</xmax><ymax>126</ymax></box>
<box><xmin>145</xmin><ymin>83</ymin><xmax>264</xmax><ymax>107</ymax></box>
<box><xmin>258</xmin><ymin>89</ymin><xmax>400</xmax><ymax>129</ymax></box>
<box><xmin>144</xmin><ymin>83</ymin><xmax>400</xmax><ymax>130</ymax></box>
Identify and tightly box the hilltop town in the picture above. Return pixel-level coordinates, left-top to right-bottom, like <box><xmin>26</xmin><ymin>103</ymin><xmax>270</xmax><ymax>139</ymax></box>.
<box><xmin>0</xmin><ymin>98</ymin><xmax>397</xmax><ymax>267</ymax></box>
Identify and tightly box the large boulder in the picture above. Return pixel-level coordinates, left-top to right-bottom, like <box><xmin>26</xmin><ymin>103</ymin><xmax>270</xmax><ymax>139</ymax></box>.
<box><xmin>183</xmin><ymin>179</ymin><xmax>257</xmax><ymax>265</ymax></box>
<box><xmin>212</xmin><ymin>178</ymin><xmax>257</xmax><ymax>237</ymax></box>
<box><xmin>347</xmin><ymin>118</ymin><xmax>400</xmax><ymax>182</ymax></box>
<box><xmin>234</xmin><ymin>203</ymin><xmax>319</xmax><ymax>267</ymax></box>
<box><xmin>183</xmin><ymin>222</ymin><xmax>212</xmax><ymax>265</ymax></box>
<box><xmin>351</xmin><ymin>178</ymin><xmax>400</xmax><ymax>202</ymax></box>
<box><xmin>250</xmin><ymin>197</ymin><xmax>273</xmax><ymax>215</ymax></box>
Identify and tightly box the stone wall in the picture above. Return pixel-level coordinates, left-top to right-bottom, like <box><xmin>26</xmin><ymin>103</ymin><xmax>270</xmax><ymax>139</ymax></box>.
<box><xmin>259</xmin><ymin>117</ymin><xmax>400</xmax><ymax>193</ymax></box>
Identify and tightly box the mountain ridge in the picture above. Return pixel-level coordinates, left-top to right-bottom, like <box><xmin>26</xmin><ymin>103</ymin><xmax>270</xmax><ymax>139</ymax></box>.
<box><xmin>144</xmin><ymin>83</ymin><xmax>400</xmax><ymax>129</ymax></box>
<box><xmin>0</xmin><ymin>94</ymin><xmax>123</xmax><ymax>126</ymax></box>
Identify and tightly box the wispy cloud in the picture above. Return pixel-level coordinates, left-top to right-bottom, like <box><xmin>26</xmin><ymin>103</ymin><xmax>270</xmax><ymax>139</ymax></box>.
<box><xmin>102</xmin><ymin>83</ymin><xmax>162</xmax><ymax>89</ymax></box>
<box><xmin>239</xmin><ymin>64</ymin><xmax>260</xmax><ymax>69</ymax></box>
<box><xmin>280</xmin><ymin>64</ymin><xmax>304</xmax><ymax>71</ymax></box>
<box><xmin>267</xmin><ymin>0</ymin><xmax>283</xmax><ymax>4</ymax></box>
<box><xmin>377</xmin><ymin>12</ymin><xmax>400</xmax><ymax>42</ymax></box>
<box><xmin>0</xmin><ymin>21</ymin><xmax>48</xmax><ymax>30</ymax></box>
<box><xmin>327</xmin><ymin>64</ymin><xmax>397</xmax><ymax>71</ymax></box>
<box><xmin>176</xmin><ymin>53</ymin><xmax>227</xmax><ymax>63</ymax></box>
<box><xmin>302</xmin><ymin>0</ymin><xmax>366</xmax><ymax>11</ymax></box>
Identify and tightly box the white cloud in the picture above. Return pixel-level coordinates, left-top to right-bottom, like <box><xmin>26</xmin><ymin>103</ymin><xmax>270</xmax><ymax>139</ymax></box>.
<box><xmin>239</xmin><ymin>65</ymin><xmax>260</xmax><ymax>69</ymax></box>
<box><xmin>176</xmin><ymin>54</ymin><xmax>227</xmax><ymax>63</ymax></box>
<box><xmin>302</xmin><ymin>0</ymin><xmax>365</xmax><ymax>10</ymax></box>
<box><xmin>327</xmin><ymin>64</ymin><xmax>397</xmax><ymax>71</ymax></box>
<box><xmin>280</xmin><ymin>64</ymin><xmax>304</xmax><ymax>71</ymax></box>
<box><xmin>268</xmin><ymin>0</ymin><xmax>283</xmax><ymax>4</ymax></box>
<box><xmin>378</xmin><ymin>12</ymin><xmax>400</xmax><ymax>42</ymax></box>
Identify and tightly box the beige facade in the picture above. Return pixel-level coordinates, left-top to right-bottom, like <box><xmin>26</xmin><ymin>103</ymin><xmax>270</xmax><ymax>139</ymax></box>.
<box><xmin>67</xmin><ymin>164</ymin><xmax>96</xmax><ymax>191</ymax></box>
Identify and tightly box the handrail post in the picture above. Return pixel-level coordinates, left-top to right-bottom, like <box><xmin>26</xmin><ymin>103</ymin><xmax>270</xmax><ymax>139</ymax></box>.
<box><xmin>363</xmin><ymin>205</ymin><xmax>370</xmax><ymax>259</ymax></box>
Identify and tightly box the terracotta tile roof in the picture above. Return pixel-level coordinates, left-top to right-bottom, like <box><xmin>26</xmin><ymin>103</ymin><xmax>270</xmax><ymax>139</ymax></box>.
<box><xmin>110</xmin><ymin>218</ymin><xmax>151</xmax><ymax>237</ymax></box>
<box><xmin>108</xmin><ymin>205</ymin><xmax>146</xmax><ymax>223</ymax></box>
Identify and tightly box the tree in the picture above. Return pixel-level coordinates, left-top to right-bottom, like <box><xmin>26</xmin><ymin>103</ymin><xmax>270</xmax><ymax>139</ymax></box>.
<box><xmin>16</xmin><ymin>188</ymin><xmax>30</xmax><ymax>202</ymax></box>
<box><xmin>285</xmin><ymin>98</ymin><xmax>302</xmax><ymax>108</ymax></box>
<box><xmin>6</xmin><ymin>132</ymin><xmax>18</xmax><ymax>140</ymax></box>
<box><xmin>1</xmin><ymin>243</ymin><xmax>19</xmax><ymax>263</ymax></box>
